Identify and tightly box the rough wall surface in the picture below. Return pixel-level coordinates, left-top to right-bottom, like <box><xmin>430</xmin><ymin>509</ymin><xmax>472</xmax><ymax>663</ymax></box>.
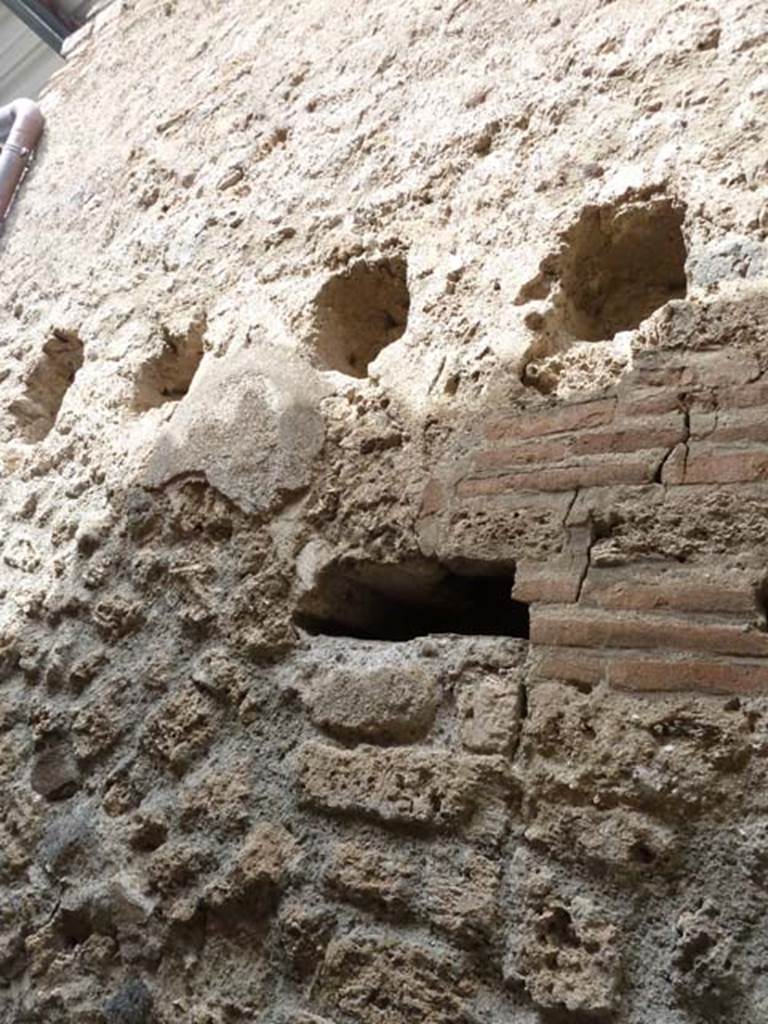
<box><xmin>1</xmin><ymin>1</ymin><xmax>768</xmax><ymax>1022</ymax></box>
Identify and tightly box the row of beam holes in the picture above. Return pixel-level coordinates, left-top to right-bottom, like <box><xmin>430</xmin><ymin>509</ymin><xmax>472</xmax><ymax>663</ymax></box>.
<box><xmin>7</xmin><ymin>208</ymin><xmax>683</xmax><ymax>600</ymax></box>
<box><xmin>9</xmin><ymin>198</ymin><xmax>689</xmax><ymax>437</ymax></box>
<box><xmin>124</xmin><ymin>257</ymin><xmax>409</xmax><ymax>406</ymax></box>
<box><xmin>7</xmin><ymin>208</ymin><xmax>685</xmax><ymax>635</ymax></box>
<box><xmin>9</xmin><ymin>256</ymin><xmax>405</xmax><ymax>443</ymax></box>
<box><xmin>314</xmin><ymin>201</ymin><xmax>689</xmax><ymax>384</ymax></box>
<box><xmin>9</xmin><ymin>319</ymin><xmax>207</xmax><ymax>443</ymax></box>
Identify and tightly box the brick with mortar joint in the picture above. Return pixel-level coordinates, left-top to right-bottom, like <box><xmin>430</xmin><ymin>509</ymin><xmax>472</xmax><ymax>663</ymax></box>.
<box><xmin>513</xmin><ymin>560</ymin><xmax>587</xmax><ymax>604</ymax></box>
<box><xmin>478</xmin><ymin>416</ymin><xmax>684</xmax><ymax>469</ymax></box>
<box><xmin>616</xmin><ymin>387</ymin><xmax>687</xmax><ymax>418</ymax></box>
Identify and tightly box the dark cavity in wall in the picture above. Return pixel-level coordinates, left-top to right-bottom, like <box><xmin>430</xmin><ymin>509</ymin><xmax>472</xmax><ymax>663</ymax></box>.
<box><xmin>312</xmin><ymin>256</ymin><xmax>410</xmax><ymax>377</ymax></box>
<box><xmin>9</xmin><ymin>330</ymin><xmax>84</xmax><ymax>442</ymax></box>
<box><xmin>295</xmin><ymin>556</ymin><xmax>529</xmax><ymax>641</ymax></box>
<box><xmin>134</xmin><ymin>316</ymin><xmax>205</xmax><ymax>410</ymax></box>
<box><xmin>559</xmin><ymin>197</ymin><xmax>688</xmax><ymax>341</ymax></box>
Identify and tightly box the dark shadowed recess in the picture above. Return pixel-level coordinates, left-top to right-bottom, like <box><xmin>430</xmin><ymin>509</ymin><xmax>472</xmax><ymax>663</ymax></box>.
<box><xmin>294</xmin><ymin>556</ymin><xmax>529</xmax><ymax>641</ymax></box>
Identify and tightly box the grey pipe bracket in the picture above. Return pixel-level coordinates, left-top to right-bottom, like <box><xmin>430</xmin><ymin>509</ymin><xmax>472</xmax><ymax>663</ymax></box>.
<box><xmin>1</xmin><ymin>142</ymin><xmax>33</xmax><ymax>160</ymax></box>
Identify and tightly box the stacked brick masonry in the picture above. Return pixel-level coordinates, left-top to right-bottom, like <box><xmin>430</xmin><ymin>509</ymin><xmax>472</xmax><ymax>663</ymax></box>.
<box><xmin>422</xmin><ymin>342</ymin><xmax>768</xmax><ymax>695</ymax></box>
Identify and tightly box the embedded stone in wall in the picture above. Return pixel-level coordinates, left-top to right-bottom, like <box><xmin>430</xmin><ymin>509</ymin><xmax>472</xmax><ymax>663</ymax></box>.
<box><xmin>672</xmin><ymin>899</ymin><xmax>741</xmax><ymax>1014</ymax></box>
<box><xmin>296</xmin><ymin>741</ymin><xmax>511</xmax><ymax>837</ymax></box>
<box><xmin>511</xmin><ymin>891</ymin><xmax>622</xmax><ymax>1015</ymax></box>
<box><xmin>457</xmin><ymin>673</ymin><xmax>522</xmax><ymax>755</ymax></box>
<box><xmin>143</xmin><ymin>685</ymin><xmax>218</xmax><ymax>774</ymax></box>
<box><xmin>317</xmin><ymin>933</ymin><xmax>475</xmax><ymax>1024</ymax></box>
<box><xmin>326</xmin><ymin>839</ymin><xmax>501</xmax><ymax>944</ymax></box>
<box><xmin>205</xmin><ymin>822</ymin><xmax>299</xmax><ymax>912</ymax></box>
<box><xmin>305</xmin><ymin>663</ymin><xmax>439</xmax><ymax>743</ymax></box>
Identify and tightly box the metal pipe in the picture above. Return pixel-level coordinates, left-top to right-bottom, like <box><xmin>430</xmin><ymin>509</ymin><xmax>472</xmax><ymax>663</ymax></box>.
<box><xmin>0</xmin><ymin>98</ymin><xmax>44</xmax><ymax>222</ymax></box>
<box><xmin>0</xmin><ymin>0</ymin><xmax>70</xmax><ymax>52</ymax></box>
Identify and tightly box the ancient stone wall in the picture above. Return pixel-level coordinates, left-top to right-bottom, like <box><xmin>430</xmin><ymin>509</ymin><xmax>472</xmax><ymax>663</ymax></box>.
<box><xmin>1</xmin><ymin>1</ymin><xmax>768</xmax><ymax>1022</ymax></box>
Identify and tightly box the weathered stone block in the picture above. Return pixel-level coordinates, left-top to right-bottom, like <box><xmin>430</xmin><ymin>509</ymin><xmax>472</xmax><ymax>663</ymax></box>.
<box><xmin>318</xmin><ymin>934</ymin><xmax>474</xmax><ymax>1024</ymax></box>
<box><xmin>307</xmin><ymin>664</ymin><xmax>438</xmax><ymax>743</ymax></box>
<box><xmin>458</xmin><ymin>676</ymin><xmax>521</xmax><ymax>755</ymax></box>
<box><xmin>326</xmin><ymin>840</ymin><xmax>415</xmax><ymax>914</ymax></box>
<box><xmin>142</xmin><ymin>347</ymin><xmax>329</xmax><ymax>515</ymax></box>
<box><xmin>326</xmin><ymin>839</ymin><xmax>500</xmax><ymax>943</ymax></box>
<box><xmin>518</xmin><ymin>681</ymin><xmax>757</xmax><ymax>825</ymax></box>
<box><xmin>143</xmin><ymin>685</ymin><xmax>217</xmax><ymax>773</ymax></box>
<box><xmin>296</xmin><ymin>741</ymin><xmax>510</xmax><ymax>835</ymax></box>
<box><xmin>206</xmin><ymin>822</ymin><xmax>299</xmax><ymax>911</ymax></box>
<box><xmin>510</xmin><ymin>893</ymin><xmax>621</xmax><ymax>1015</ymax></box>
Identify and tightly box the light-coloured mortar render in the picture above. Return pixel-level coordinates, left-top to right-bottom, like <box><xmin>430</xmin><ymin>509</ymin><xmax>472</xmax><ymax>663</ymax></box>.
<box><xmin>1</xmin><ymin>1</ymin><xmax>768</xmax><ymax>1022</ymax></box>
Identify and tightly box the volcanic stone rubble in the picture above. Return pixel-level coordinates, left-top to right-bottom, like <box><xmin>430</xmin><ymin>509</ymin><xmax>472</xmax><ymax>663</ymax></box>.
<box><xmin>1</xmin><ymin>0</ymin><xmax>768</xmax><ymax>1022</ymax></box>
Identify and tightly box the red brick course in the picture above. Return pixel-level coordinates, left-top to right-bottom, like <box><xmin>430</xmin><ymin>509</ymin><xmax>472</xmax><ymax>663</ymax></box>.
<box><xmin>683</xmin><ymin>446</ymin><xmax>768</xmax><ymax>485</ymax></box>
<box><xmin>607</xmin><ymin>654</ymin><xmax>768</xmax><ymax>696</ymax></box>
<box><xmin>531</xmin><ymin>606</ymin><xmax>768</xmax><ymax>658</ymax></box>
<box><xmin>580</xmin><ymin>568</ymin><xmax>762</xmax><ymax>617</ymax></box>
<box><xmin>484</xmin><ymin>398</ymin><xmax>616</xmax><ymax>442</ymax></box>
<box><xmin>458</xmin><ymin>450</ymin><xmax>665</xmax><ymax>497</ymax></box>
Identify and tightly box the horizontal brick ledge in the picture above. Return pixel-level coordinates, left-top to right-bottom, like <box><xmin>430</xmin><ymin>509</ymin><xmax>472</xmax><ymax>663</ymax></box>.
<box><xmin>531</xmin><ymin>606</ymin><xmax>768</xmax><ymax>659</ymax></box>
<box><xmin>528</xmin><ymin>646</ymin><xmax>607</xmax><ymax>686</ymax></box>
<box><xmin>617</xmin><ymin>388</ymin><xmax>686</xmax><ymax>418</ymax></box>
<box><xmin>716</xmin><ymin>379</ymin><xmax>768</xmax><ymax>412</ymax></box>
<box><xmin>529</xmin><ymin>646</ymin><xmax>768</xmax><ymax>695</ymax></box>
<box><xmin>457</xmin><ymin>451</ymin><xmax>665</xmax><ymax>497</ymax></box>
<box><xmin>477</xmin><ymin>436</ymin><xmax>570</xmax><ymax>469</ymax></box>
<box><xmin>683</xmin><ymin>446</ymin><xmax>768</xmax><ymax>485</ymax></box>
<box><xmin>513</xmin><ymin>560</ymin><xmax>587</xmax><ymax>605</ymax></box>
<box><xmin>607</xmin><ymin>653</ymin><xmax>768</xmax><ymax>695</ymax></box>
<box><xmin>478</xmin><ymin>415</ymin><xmax>685</xmax><ymax>470</ymax></box>
<box><xmin>580</xmin><ymin>570</ymin><xmax>762</xmax><ymax>618</ymax></box>
<box><xmin>484</xmin><ymin>398</ymin><xmax>616</xmax><ymax>442</ymax></box>
<box><xmin>570</xmin><ymin>418</ymin><xmax>685</xmax><ymax>458</ymax></box>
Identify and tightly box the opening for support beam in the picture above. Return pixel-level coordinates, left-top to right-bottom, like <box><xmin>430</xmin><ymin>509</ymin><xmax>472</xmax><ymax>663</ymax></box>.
<box><xmin>294</xmin><ymin>556</ymin><xmax>529</xmax><ymax>641</ymax></box>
